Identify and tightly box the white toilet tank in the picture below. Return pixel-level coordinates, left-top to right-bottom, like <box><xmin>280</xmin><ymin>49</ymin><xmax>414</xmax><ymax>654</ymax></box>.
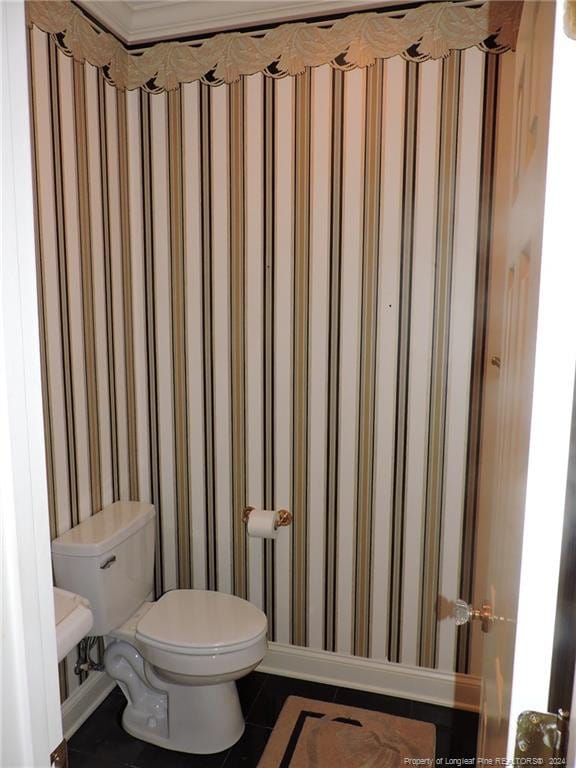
<box><xmin>52</xmin><ymin>502</ymin><xmax>156</xmax><ymax>636</ymax></box>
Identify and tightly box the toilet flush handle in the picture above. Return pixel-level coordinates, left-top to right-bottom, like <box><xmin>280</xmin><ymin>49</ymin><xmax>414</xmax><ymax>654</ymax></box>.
<box><xmin>100</xmin><ymin>555</ymin><xmax>116</xmax><ymax>569</ymax></box>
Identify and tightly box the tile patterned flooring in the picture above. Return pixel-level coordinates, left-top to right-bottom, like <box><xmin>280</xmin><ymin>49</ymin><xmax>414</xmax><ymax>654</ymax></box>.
<box><xmin>68</xmin><ymin>672</ymin><xmax>478</xmax><ymax>767</ymax></box>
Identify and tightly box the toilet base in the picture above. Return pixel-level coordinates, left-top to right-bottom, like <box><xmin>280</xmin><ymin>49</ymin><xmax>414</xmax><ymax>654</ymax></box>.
<box><xmin>104</xmin><ymin>637</ymin><xmax>261</xmax><ymax>754</ymax></box>
<box><xmin>121</xmin><ymin>679</ymin><xmax>245</xmax><ymax>754</ymax></box>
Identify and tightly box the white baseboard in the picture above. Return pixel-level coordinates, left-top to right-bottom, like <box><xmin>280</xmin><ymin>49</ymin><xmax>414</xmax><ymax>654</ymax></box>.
<box><xmin>61</xmin><ymin>672</ymin><xmax>116</xmax><ymax>740</ymax></box>
<box><xmin>258</xmin><ymin>643</ymin><xmax>481</xmax><ymax>712</ymax></box>
<box><xmin>59</xmin><ymin>643</ymin><xmax>480</xmax><ymax>740</ymax></box>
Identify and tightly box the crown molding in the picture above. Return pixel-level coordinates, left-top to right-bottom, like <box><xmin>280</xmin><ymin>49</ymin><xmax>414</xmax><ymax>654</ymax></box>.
<box><xmin>75</xmin><ymin>0</ymin><xmax>134</xmax><ymax>41</ymax></box>
<box><xmin>76</xmin><ymin>1</ymin><xmax>406</xmax><ymax>45</ymax></box>
<box><xmin>27</xmin><ymin>0</ymin><xmax>523</xmax><ymax>92</ymax></box>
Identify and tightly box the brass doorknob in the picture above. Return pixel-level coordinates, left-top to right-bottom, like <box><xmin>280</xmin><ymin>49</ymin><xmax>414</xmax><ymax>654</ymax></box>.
<box><xmin>454</xmin><ymin>598</ymin><xmax>494</xmax><ymax>633</ymax></box>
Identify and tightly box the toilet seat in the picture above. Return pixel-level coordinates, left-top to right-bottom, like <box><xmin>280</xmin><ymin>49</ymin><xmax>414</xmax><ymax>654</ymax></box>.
<box><xmin>135</xmin><ymin>589</ymin><xmax>267</xmax><ymax>658</ymax></box>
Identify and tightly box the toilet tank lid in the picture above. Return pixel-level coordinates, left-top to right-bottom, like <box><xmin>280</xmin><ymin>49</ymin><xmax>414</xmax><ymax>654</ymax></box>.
<box><xmin>51</xmin><ymin>502</ymin><xmax>155</xmax><ymax>557</ymax></box>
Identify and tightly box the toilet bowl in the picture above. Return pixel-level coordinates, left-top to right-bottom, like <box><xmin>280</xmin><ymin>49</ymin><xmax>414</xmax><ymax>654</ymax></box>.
<box><xmin>105</xmin><ymin>590</ymin><xmax>267</xmax><ymax>754</ymax></box>
<box><xmin>51</xmin><ymin>501</ymin><xmax>268</xmax><ymax>754</ymax></box>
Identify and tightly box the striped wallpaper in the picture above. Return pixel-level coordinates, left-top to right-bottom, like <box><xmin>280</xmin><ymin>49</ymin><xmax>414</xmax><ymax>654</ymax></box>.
<box><xmin>28</xmin><ymin>22</ymin><xmax>499</xmax><ymax>702</ymax></box>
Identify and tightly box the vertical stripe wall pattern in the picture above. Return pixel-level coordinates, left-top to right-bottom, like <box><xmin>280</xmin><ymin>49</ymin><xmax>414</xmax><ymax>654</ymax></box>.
<box><xmin>28</xmin><ymin>25</ymin><xmax>496</xmax><ymax>701</ymax></box>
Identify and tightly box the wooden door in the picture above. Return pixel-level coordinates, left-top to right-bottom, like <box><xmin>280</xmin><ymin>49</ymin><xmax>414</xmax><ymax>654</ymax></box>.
<box><xmin>472</xmin><ymin>1</ymin><xmax>555</xmax><ymax>759</ymax></box>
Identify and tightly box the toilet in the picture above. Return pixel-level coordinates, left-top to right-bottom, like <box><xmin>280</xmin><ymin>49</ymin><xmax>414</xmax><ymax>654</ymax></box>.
<box><xmin>51</xmin><ymin>501</ymin><xmax>267</xmax><ymax>754</ymax></box>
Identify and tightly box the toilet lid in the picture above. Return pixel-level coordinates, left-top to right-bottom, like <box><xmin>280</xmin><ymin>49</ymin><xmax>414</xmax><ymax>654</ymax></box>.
<box><xmin>135</xmin><ymin>589</ymin><xmax>267</xmax><ymax>653</ymax></box>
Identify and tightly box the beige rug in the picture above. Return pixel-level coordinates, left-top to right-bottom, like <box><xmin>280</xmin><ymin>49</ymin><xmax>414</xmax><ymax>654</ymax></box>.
<box><xmin>258</xmin><ymin>695</ymin><xmax>436</xmax><ymax>768</ymax></box>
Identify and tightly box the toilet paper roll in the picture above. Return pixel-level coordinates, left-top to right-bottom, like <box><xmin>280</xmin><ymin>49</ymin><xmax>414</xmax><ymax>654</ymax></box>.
<box><xmin>247</xmin><ymin>509</ymin><xmax>279</xmax><ymax>539</ymax></box>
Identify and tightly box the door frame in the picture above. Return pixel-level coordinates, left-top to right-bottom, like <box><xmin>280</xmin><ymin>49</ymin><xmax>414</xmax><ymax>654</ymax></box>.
<box><xmin>549</xmin><ymin>369</ymin><xmax>576</xmax><ymax>715</ymax></box>
<box><xmin>1</xmin><ymin>1</ymin><xmax>63</xmax><ymax>765</ymax></box>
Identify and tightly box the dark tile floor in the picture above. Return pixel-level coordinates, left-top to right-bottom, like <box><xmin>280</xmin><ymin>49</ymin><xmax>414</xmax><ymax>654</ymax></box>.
<box><xmin>68</xmin><ymin>672</ymin><xmax>478</xmax><ymax>767</ymax></box>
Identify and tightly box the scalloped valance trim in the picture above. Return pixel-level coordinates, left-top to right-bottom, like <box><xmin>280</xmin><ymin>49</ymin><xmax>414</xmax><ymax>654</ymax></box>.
<box><xmin>26</xmin><ymin>0</ymin><xmax>523</xmax><ymax>92</ymax></box>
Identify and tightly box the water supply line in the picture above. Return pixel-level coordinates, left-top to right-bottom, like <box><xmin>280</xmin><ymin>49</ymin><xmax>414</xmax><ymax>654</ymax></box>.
<box><xmin>75</xmin><ymin>636</ymin><xmax>104</xmax><ymax>676</ymax></box>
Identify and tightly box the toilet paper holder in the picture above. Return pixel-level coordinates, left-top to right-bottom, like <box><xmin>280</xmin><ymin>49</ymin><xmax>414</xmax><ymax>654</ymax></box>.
<box><xmin>242</xmin><ymin>506</ymin><xmax>293</xmax><ymax>529</ymax></box>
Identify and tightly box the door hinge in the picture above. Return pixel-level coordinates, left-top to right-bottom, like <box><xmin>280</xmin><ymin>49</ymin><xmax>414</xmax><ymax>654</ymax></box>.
<box><xmin>515</xmin><ymin>709</ymin><xmax>569</xmax><ymax>762</ymax></box>
<box><xmin>50</xmin><ymin>738</ymin><xmax>68</xmax><ymax>768</ymax></box>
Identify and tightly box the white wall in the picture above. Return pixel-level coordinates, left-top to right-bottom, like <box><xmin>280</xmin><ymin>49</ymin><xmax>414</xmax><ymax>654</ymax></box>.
<box><xmin>1</xmin><ymin>2</ymin><xmax>62</xmax><ymax>765</ymax></box>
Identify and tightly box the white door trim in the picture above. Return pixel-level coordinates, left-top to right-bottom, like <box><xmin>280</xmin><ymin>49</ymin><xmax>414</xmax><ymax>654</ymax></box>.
<box><xmin>0</xmin><ymin>2</ymin><xmax>63</xmax><ymax>765</ymax></box>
